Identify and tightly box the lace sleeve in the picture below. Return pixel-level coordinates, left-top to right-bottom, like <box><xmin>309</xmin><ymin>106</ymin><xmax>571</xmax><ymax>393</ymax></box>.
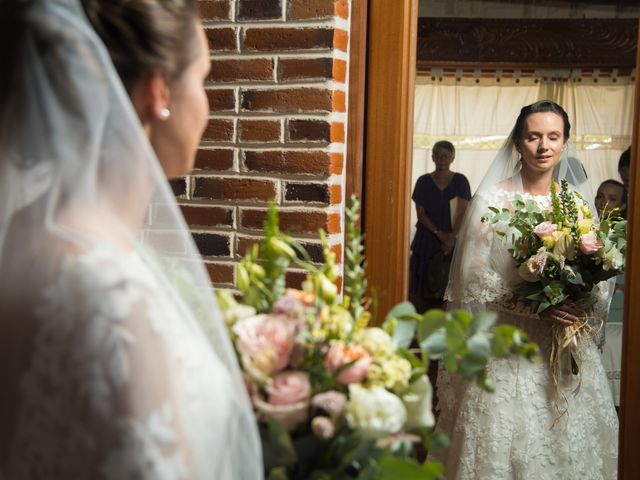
<box><xmin>15</xmin><ymin>251</ymin><xmax>194</xmax><ymax>479</ymax></box>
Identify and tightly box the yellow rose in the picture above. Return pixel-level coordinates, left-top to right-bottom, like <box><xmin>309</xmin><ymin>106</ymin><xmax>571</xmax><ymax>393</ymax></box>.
<box><xmin>541</xmin><ymin>235</ymin><xmax>556</xmax><ymax>249</ymax></box>
<box><xmin>578</xmin><ymin>219</ymin><xmax>593</xmax><ymax>235</ymax></box>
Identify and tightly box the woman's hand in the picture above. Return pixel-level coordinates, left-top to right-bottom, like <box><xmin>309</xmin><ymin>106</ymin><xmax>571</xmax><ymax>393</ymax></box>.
<box><xmin>539</xmin><ymin>302</ymin><xmax>581</xmax><ymax>326</ymax></box>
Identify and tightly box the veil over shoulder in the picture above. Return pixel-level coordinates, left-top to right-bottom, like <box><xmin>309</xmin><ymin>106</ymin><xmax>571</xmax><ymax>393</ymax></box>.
<box><xmin>0</xmin><ymin>1</ymin><xmax>262</xmax><ymax>478</ymax></box>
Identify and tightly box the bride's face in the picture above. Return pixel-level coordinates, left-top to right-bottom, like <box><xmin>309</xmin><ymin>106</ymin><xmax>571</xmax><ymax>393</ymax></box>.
<box><xmin>517</xmin><ymin>112</ymin><xmax>567</xmax><ymax>175</ymax></box>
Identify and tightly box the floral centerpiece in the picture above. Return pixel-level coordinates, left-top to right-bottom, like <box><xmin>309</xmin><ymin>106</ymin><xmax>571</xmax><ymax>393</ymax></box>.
<box><xmin>217</xmin><ymin>196</ymin><xmax>539</xmax><ymax>479</ymax></box>
<box><xmin>482</xmin><ymin>178</ymin><xmax>626</xmax><ymax>377</ymax></box>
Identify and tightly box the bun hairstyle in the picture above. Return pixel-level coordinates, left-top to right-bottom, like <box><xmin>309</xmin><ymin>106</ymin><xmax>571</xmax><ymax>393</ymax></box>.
<box><xmin>80</xmin><ymin>0</ymin><xmax>201</xmax><ymax>91</ymax></box>
<box><xmin>512</xmin><ymin>100</ymin><xmax>571</xmax><ymax>142</ymax></box>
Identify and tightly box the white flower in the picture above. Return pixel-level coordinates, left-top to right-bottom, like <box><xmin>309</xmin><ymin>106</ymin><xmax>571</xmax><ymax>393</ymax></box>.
<box><xmin>354</xmin><ymin>327</ymin><xmax>394</xmax><ymax>358</ymax></box>
<box><xmin>402</xmin><ymin>375</ymin><xmax>435</xmax><ymax>429</ymax></box>
<box><xmin>602</xmin><ymin>247</ymin><xmax>624</xmax><ymax>272</ymax></box>
<box><xmin>345</xmin><ymin>385</ymin><xmax>407</xmax><ymax>438</ymax></box>
<box><xmin>222</xmin><ymin>304</ymin><xmax>256</xmax><ymax>326</ymax></box>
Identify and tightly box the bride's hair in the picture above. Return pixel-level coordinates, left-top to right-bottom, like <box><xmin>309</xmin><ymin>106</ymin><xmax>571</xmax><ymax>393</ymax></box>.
<box><xmin>80</xmin><ymin>0</ymin><xmax>200</xmax><ymax>91</ymax></box>
<box><xmin>512</xmin><ymin>100</ymin><xmax>571</xmax><ymax>142</ymax></box>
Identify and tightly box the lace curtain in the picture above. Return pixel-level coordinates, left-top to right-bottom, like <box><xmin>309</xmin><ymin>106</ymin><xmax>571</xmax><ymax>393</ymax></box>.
<box><xmin>411</xmin><ymin>71</ymin><xmax>635</xmax><ymax>241</ymax></box>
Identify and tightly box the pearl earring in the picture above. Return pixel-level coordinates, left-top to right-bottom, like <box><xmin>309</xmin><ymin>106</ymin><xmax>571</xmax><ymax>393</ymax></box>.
<box><xmin>160</xmin><ymin>107</ymin><xmax>171</xmax><ymax>120</ymax></box>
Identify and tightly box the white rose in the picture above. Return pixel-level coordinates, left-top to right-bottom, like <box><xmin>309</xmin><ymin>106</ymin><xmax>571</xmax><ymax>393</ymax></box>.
<box><xmin>602</xmin><ymin>247</ymin><xmax>624</xmax><ymax>272</ymax></box>
<box><xmin>402</xmin><ymin>375</ymin><xmax>435</xmax><ymax>429</ymax></box>
<box><xmin>345</xmin><ymin>385</ymin><xmax>407</xmax><ymax>438</ymax></box>
<box><xmin>354</xmin><ymin>327</ymin><xmax>394</xmax><ymax>358</ymax></box>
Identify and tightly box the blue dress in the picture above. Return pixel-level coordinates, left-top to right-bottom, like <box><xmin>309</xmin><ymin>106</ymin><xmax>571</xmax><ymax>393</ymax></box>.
<box><xmin>409</xmin><ymin>172</ymin><xmax>471</xmax><ymax>297</ymax></box>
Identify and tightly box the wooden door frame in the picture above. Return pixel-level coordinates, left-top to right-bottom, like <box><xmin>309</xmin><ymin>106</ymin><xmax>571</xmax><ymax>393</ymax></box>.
<box><xmin>359</xmin><ymin>4</ymin><xmax>640</xmax><ymax>476</ymax></box>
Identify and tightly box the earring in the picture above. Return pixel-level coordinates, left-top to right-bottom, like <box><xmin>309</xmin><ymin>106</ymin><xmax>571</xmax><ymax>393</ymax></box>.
<box><xmin>160</xmin><ymin>107</ymin><xmax>171</xmax><ymax>120</ymax></box>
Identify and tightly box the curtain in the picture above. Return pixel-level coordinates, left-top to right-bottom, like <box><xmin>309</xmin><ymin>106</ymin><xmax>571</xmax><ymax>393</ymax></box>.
<box><xmin>411</xmin><ymin>72</ymin><xmax>634</xmax><ymax>240</ymax></box>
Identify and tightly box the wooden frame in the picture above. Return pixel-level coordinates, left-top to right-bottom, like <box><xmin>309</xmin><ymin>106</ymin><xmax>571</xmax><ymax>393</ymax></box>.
<box><xmin>360</xmin><ymin>5</ymin><xmax>640</xmax><ymax>477</ymax></box>
<box><xmin>362</xmin><ymin>0</ymin><xmax>417</xmax><ymax>319</ymax></box>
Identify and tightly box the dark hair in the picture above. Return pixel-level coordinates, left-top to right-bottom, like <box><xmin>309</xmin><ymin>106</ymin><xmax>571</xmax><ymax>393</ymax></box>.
<box><xmin>512</xmin><ymin>100</ymin><xmax>571</xmax><ymax>142</ymax></box>
<box><xmin>618</xmin><ymin>146</ymin><xmax>631</xmax><ymax>172</ymax></box>
<box><xmin>432</xmin><ymin>140</ymin><xmax>455</xmax><ymax>155</ymax></box>
<box><xmin>81</xmin><ymin>0</ymin><xmax>200</xmax><ymax>92</ymax></box>
<box><xmin>598</xmin><ymin>179</ymin><xmax>628</xmax><ymax>217</ymax></box>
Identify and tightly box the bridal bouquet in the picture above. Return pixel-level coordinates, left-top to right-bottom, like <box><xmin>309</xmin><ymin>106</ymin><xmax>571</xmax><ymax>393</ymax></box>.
<box><xmin>217</xmin><ymin>197</ymin><xmax>539</xmax><ymax>479</ymax></box>
<box><xmin>482</xmin><ymin>179</ymin><xmax>626</xmax><ymax>375</ymax></box>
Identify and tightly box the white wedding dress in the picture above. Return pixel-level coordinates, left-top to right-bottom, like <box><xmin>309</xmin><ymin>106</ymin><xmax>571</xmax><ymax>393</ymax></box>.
<box><xmin>434</xmin><ymin>189</ymin><xmax>619</xmax><ymax>480</ymax></box>
<box><xmin>1</xmin><ymin>243</ymin><xmax>256</xmax><ymax>479</ymax></box>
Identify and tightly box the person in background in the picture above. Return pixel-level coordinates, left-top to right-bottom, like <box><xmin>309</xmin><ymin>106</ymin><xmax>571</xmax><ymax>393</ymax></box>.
<box><xmin>0</xmin><ymin>1</ymin><xmax>262</xmax><ymax>478</ymax></box>
<box><xmin>596</xmin><ymin>178</ymin><xmax>627</xmax><ymax>412</ymax></box>
<box><xmin>618</xmin><ymin>146</ymin><xmax>631</xmax><ymax>191</ymax></box>
<box><xmin>409</xmin><ymin>140</ymin><xmax>471</xmax><ymax>313</ymax></box>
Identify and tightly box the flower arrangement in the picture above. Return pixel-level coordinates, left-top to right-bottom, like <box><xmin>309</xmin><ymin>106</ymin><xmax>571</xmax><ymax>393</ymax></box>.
<box><xmin>482</xmin><ymin>179</ymin><xmax>626</xmax><ymax>376</ymax></box>
<box><xmin>217</xmin><ymin>196</ymin><xmax>539</xmax><ymax>479</ymax></box>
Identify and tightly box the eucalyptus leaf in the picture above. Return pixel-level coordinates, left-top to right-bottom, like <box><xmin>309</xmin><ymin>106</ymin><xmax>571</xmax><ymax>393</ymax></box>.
<box><xmin>417</xmin><ymin>309</ymin><xmax>447</xmax><ymax>343</ymax></box>
<box><xmin>391</xmin><ymin>319</ymin><xmax>417</xmax><ymax>349</ymax></box>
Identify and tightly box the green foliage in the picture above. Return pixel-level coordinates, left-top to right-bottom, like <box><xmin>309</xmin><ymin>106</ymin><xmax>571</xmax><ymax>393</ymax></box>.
<box><xmin>344</xmin><ymin>195</ymin><xmax>370</xmax><ymax>328</ymax></box>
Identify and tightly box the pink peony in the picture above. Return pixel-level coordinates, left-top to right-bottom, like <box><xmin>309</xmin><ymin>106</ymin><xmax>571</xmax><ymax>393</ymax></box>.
<box><xmin>579</xmin><ymin>232</ymin><xmax>603</xmax><ymax>255</ymax></box>
<box><xmin>325</xmin><ymin>342</ymin><xmax>372</xmax><ymax>385</ymax></box>
<box><xmin>267</xmin><ymin>371</ymin><xmax>312</xmax><ymax>406</ymax></box>
<box><xmin>233</xmin><ymin>314</ymin><xmax>295</xmax><ymax>373</ymax></box>
<box><xmin>253</xmin><ymin>395</ymin><xmax>309</xmax><ymax>431</ymax></box>
<box><xmin>533</xmin><ymin>221</ymin><xmax>558</xmax><ymax>239</ymax></box>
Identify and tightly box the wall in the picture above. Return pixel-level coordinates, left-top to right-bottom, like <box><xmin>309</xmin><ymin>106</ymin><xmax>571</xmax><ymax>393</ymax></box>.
<box><xmin>178</xmin><ymin>0</ymin><xmax>351</xmax><ymax>289</ymax></box>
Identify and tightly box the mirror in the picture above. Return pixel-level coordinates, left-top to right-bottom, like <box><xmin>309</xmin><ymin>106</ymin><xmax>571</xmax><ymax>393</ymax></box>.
<box><xmin>360</xmin><ymin>0</ymin><xmax>640</xmax><ymax>476</ymax></box>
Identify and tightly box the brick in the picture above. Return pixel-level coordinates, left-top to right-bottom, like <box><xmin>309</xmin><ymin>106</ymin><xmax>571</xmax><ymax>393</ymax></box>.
<box><xmin>169</xmin><ymin>178</ymin><xmax>187</xmax><ymax>197</ymax></box>
<box><xmin>285</xmin><ymin>270</ymin><xmax>307</xmax><ymax>289</ymax></box>
<box><xmin>287</xmin><ymin>0</ymin><xmax>333</xmax><ymax>20</ymax></box>
<box><xmin>181</xmin><ymin>205</ymin><xmax>234</xmax><ymax>227</ymax></box>
<box><xmin>330</xmin><ymin>153</ymin><xmax>343</xmax><ymax>175</ymax></box>
<box><xmin>206</xmin><ymin>89</ymin><xmax>235</xmax><ymax>113</ymax></box>
<box><xmin>238</xmin><ymin>0</ymin><xmax>282</xmax><ymax>20</ymax></box>
<box><xmin>206</xmin><ymin>28</ymin><xmax>237</xmax><ymax>51</ymax></box>
<box><xmin>330</xmin><ymin>184</ymin><xmax>342</xmax><ymax>205</ymax></box>
<box><xmin>206</xmin><ymin>262</ymin><xmax>235</xmax><ymax>286</ymax></box>
<box><xmin>285</xmin><ymin>182</ymin><xmax>329</xmax><ymax>204</ymax></box>
<box><xmin>335</xmin><ymin>0</ymin><xmax>349</xmax><ymax>19</ymax></box>
<box><xmin>241</xmin><ymin>88</ymin><xmax>332</xmax><ymax>113</ymax></box>
<box><xmin>332</xmin><ymin>90</ymin><xmax>346</xmax><ymax>112</ymax></box>
<box><xmin>278</xmin><ymin>58</ymin><xmax>332</xmax><ymax>82</ymax></box>
<box><xmin>240</xmin><ymin>209</ymin><xmax>338</xmax><ymax>235</ymax></box>
<box><xmin>299</xmin><ymin>241</ymin><xmax>324</xmax><ymax>263</ymax></box>
<box><xmin>333</xmin><ymin>59</ymin><xmax>347</xmax><ymax>83</ymax></box>
<box><xmin>193</xmin><ymin>232</ymin><xmax>231</xmax><ymax>257</ymax></box>
<box><xmin>236</xmin><ymin>235</ymin><xmax>263</xmax><ymax>258</ymax></box>
<box><xmin>199</xmin><ymin>1</ymin><xmax>231</xmax><ymax>20</ymax></box>
<box><xmin>243</xmin><ymin>28</ymin><xmax>333</xmax><ymax>51</ymax></box>
<box><xmin>193</xmin><ymin>177</ymin><xmax>276</xmax><ymax>201</ymax></box>
<box><xmin>195</xmin><ymin>149</ymin><xmax>235</xmax><ymax>171</ymax></box>
<box><xmin>333</xmin><ymin>29</ymin><xmax>348</xmax><ymax>51</ymax></box>
<box><xmin>244</xmin><ymin>150</ymin><xmax>330</xmax><ymax>176</ymax></box>
<box><xmin>287</xmin><ymin>119</ymin><xmax>330</xmax><ymax>142</ymax></box>
<box><xmin>209</xmin><ymin>59</ymin><xmax>274</xmax><ymax>83</ymax></box>
<box><xmin>330</xmin><ymin>243</ymin><xmax>343</xmax><ymax>263</ymax></box>
<box><xmin>331</xmin><ymin>122</ymin><xmax>345</xmax><ymax>143</ymax></box>
<box><xmin>238</xmin><ymin>120</ymin><xmax>281</xmax><ymax>143</ymax></box>
<box><xmin>202</xmin><ymin>119</ymin><xmax>234</xmax><ymax>142</ymax></box>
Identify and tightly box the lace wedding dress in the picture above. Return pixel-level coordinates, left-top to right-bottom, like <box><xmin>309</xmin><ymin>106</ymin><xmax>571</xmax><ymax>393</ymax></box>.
<box><xmin>1</xmin><ymin>243</ymin><xmax>259</xmax><ymax>479</ymax></box>
<box><xmin>434</xmin><ymin>189</ymin><xmax>619</xmax><ymax>480</ymax></box>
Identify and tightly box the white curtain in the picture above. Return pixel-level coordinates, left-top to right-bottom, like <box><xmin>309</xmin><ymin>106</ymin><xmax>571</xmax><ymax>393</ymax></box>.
<box><xmin>411</xmin><ymin>72</ymin><xmax>634</xmax><ymax>240</ymax></box>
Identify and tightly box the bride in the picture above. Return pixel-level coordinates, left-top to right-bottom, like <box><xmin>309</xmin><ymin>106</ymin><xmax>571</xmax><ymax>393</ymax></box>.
<box><xmin>433</xmin><ymin>101</ymin><xmax>618</xmax><ymax>479</ymax></box>
<box><xmin>0</xmin><ymin>0</ymin><xmax>261</xmax><ymax>478</ymax></box>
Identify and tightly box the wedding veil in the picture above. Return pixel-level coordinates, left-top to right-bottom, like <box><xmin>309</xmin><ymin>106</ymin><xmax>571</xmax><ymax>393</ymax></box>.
<box><xmin>0</xmin><ymin>0</ymin><xmax>261</xmax><ymax>477</ymax></box>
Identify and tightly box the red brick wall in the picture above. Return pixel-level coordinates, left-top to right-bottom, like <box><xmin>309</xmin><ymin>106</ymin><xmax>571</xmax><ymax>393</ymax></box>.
<box><xmin>183</xmin><ymin>0</ymin><xmax>351</xmax><ymax>289</ymax></box>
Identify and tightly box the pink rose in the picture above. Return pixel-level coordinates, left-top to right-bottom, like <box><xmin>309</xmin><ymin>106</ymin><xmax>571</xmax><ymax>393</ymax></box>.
<box><xmin>233</xmin><ymin>314</ymin><xmax>295</xmax><ymax>373</ymax></box>
<box><xmin>325</xmin><ymin>342</ymin><xmax>372</xmax><ymax>385</ymax></box>
<box><xmin>253</xmin><ymin>395</ymin><xmax>309</xmax><ymax>431</ymax></box>
<box><xmin>533</xmin><ymin>221</ymin><xmax>557</xmax><ymax>239</ymax></box>
<box><xmin>312</xmin><ymin>390</ymin><xmax>347</xmax><ymax>417</ymax></box>
<box><xmin>267</xmin><ymin>371</ymin><xmax>312</xmax><ymax>405</ymax></box>
<box><xmin>273</xmin><ymin>292</ymin><xmax>305</xmax><ymax>320</ymax></box>
<box><xmin>579</xmin><ymin>232</ymin><xmax>603</xmax><ymax>255</ymax></box>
